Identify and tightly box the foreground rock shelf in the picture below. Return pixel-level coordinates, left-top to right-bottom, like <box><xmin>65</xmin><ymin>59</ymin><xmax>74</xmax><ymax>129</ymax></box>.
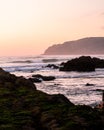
<box><xmin>0</xmin><ymin>68</ymin><xmax>104</xmax><ymax>130</ymax></box>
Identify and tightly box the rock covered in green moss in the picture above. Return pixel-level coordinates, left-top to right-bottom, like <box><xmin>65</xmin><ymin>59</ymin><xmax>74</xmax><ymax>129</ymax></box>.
<box><xmin>0</xmin><ymin>68</ymin><xmax>104</xmax><ymax>130</ymax></box>
<box><xmin>0</xmin><ymin>68</ymin><xmax>36</xmax><ymax>89</ymax></box>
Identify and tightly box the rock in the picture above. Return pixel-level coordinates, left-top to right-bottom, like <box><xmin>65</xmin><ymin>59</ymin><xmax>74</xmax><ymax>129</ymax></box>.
<box><xmin>47</xmin><ymin>94</ymin><xmax>74</xmax><ymax>105</ymax></box>
<box><xmin>92</xmin><ymin>57</ymin><xmax>104</xmax><ymax>68</ymax></box>
<box><xmin>15</xmin><ymin>76</ymin><xmax>36</xmax><ymax>89</ymax></box>
<box><xmin>29</xmin><ymin>77</ymin><xmax>42</xmax><ymax>83</ymax></box>
<box><xmin>60</xmin><ymin>56</ymin><xmax>95</xmax><ymax>72</ymax></box>
<box><xmin>85</xmin><ymin>83</ymin><xmax>95</xmax><ymax>86</ymax></box>
<box><xmin>60</xmin><ymin>62</ymin><xmax>65</xmax><ymax>66</ymax></box>
<box><xmin>42</xmin><ymin>76</ymin><xmax>55</xmax><ymax>81</ymax></box>
<box><xmin>46</xmin><ymin>64</ymin><xmax>59</xmax><ymax>69</ymax></box>
<box><xmin>0</xmin><ymin>68</ymin><xmax>36</xmax><ymax>90</ymax></box>
<box><xmin>60</xmin><ymin>56</ymin><xmax>104</xmax><ymax>72</ymax></box>
<box><xmin>32</xmin><ymin>74</ymin><xmax>56</xmax><ymax>81</ymax></box>
<box><xmin>94</xmin><ymin>89</ymin><xmax>103</xmax><ymax>92</ymax></box>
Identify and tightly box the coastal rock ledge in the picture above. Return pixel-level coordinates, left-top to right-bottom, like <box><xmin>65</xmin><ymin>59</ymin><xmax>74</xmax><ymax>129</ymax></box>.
<box><xmin>60</xmin><ymin>56</ymin><xmax>104</xmax><ymax>72</ymax></box>
<box><xmin>0</xmin><ymin>68</ymin><xmax>104</xmax><ymax>130</ymax></box>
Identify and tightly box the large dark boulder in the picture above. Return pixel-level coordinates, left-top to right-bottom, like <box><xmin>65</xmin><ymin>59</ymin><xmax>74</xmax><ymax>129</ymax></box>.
<box><xmin>60</xmin><ymin>56</ymin><xmax>95</xmax><ymax>72</ymax></box>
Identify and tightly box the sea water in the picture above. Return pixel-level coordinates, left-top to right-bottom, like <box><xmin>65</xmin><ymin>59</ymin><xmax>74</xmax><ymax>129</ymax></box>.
<box><xmin>0</xmin><ymin>55</ymin><xmax>104</xmax><ymax>106</ymax></box>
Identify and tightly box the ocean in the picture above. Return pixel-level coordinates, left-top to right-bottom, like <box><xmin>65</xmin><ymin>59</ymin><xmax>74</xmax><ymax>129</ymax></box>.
<box><xmin>0</xmin><ymin>55</ymin><xmax>104</xmax><ymax>107</ymax></box>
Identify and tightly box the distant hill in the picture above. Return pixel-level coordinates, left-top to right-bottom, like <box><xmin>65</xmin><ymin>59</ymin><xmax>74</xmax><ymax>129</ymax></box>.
<box><xmin>44</xmin><ymin>37</ymin><xmax>104</xmax><ymax>55</ymax></box>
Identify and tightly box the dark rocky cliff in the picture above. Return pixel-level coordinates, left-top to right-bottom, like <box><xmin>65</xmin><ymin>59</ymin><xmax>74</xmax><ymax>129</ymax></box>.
<box><xmin>44</xmin><ymin>37</ymin><xmax>104</xmax><ymax>55</ymax></box>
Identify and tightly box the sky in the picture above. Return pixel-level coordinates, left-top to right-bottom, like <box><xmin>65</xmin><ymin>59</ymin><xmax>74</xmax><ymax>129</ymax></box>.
<box><xmin>0</xmin><ymin>0</ymin><xmax>104</xmax><ymax>56</ymax></box>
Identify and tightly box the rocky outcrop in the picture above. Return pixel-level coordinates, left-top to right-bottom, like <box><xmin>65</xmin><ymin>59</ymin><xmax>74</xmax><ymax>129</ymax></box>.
<box><xmin>60</xmin><ymin>56</ymin><xmax>96</xmax><ymax>72</ymax></box>
<box><xmin>31</xmin><ymin>74</ymin><xmax>56</xmax><ymax>82</ymax></box>
<box><xmin>0</xmin><ymin>68</ymin><xmax>104</xmax><ymax>130</ymax></box>
<box><xmin>0</xmin><ymin>68</ymin><xmax>36</xmax><ymax>89</ymax></box>
<box><xmin>60</xmin><ymin>56</ymin><xmax>104</xmax><ymax>72</ymax></box>
<box><xmin>44</xmin><ymin>37</ymin><xmax>104</xmax><ymax>55</ymax></box>
<box><xmin>93</xmin><ymin>57</ymin><xmax>104</xmax><ymax>68</ymax></box>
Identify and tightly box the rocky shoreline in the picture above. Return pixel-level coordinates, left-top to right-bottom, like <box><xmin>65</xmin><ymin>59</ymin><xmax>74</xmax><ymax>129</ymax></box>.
<box><xmin>0</xmin><ymin>67</ymin><xmax>104</xmax><ymax>129</ymax></box>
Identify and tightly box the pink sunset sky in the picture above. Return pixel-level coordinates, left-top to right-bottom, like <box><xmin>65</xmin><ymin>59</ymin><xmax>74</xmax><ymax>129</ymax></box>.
<box><xmin>0</xmin><ymin>0</ymin><xmax>104</xmax><ymax>56</ymax></box>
